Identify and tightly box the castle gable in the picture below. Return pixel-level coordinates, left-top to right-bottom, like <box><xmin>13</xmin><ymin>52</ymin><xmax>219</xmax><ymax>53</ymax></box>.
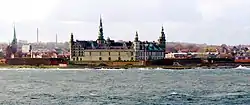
<box><xmin>139</xmin><ymin>42</ymin><xmax>164</xmax><ymax>52</ymax></box>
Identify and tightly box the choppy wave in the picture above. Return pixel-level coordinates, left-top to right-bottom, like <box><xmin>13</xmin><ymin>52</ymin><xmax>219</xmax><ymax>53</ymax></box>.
<box><xmin>0</xmin><ymin>68</ymin><xmax>250</xmax><ymax>104</ymax></box>
<box><xmin>205</xmin><ymin>92</ymin><xmax>248</xmax><ymax>98</ymax></box>
<box><xmin>234</xmin><ymin>65</ymin><xmax>250</xmax><ymax>70</ymax></box>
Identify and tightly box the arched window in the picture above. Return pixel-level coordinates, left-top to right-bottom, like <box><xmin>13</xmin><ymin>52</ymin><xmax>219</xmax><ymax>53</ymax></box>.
<box><xmin>131</xmin><ymin>57</ymin><xmax>134</xmax><ymax>61</ymax></box>
<box><xmin>99</xmin><ymin>57</ymin><xmax>102</xmax><ymax>61</ymax></box>
<box><xmin>118</xmin><ymin>57</ymin><xmax>121</xmax><ymax>61</ymax></box>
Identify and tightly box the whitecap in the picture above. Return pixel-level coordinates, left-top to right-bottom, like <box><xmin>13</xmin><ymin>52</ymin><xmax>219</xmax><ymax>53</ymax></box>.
<box><xmin>170</xmin><ymin>92</ymin><xmax>178</xmax><ymax>95</ymax></box>
<box><xmin>205</xmin><ymin>92</ymin><xmax>247</xmax><ymax>97</ymax></box>
<box><xmin>89</xmin><ymin>93</ymin><xmax>97</xmax><ymax>96</ymax></box>
<box><xmin>234</xmin><ymin>65</ymin><xmax>250</xmax><ymax>70</ymax></box>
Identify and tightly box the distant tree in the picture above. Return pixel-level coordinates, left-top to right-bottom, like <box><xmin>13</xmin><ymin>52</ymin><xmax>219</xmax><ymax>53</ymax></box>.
<box><xmin>0</xmin><ymin>52</ymin><xmax>3</xmax><ymax>58</ymax></box>
<box><xmin>221</xmin><ymin>44</ymin><xmax>227</xmax><ymax>48</ymax></box>
<box><xmin>186</xmin><ymin>44</ymin><xmax>200</xmax><ymax>52</ymax></box>
<box><xmin>245</xmin><ymin>47</ymin><xmax>249</xmax><ymax>51</ymax></box>
<box><xmin>17</xmin><ymin>51</ymin><xmax>23</xmax><ymax>58</ymax></box>
<box><xmin>166</xmin><ymin>47</ymin><xmax>177</xmax><ymax>53</ymax></box>
<box><xmin>220</xmin><ymin>44</ymin><xmax>229</xmax><ymax>53</ymax></box>
<box><xmin>186</xmin><ymin>44</ymin><xmax>194</xmax><ymax>49</ymax></box>
<box><xmin>174</xmin><ymin>44</ymin><xmax>183</xmax><ymax>51</ymax></box>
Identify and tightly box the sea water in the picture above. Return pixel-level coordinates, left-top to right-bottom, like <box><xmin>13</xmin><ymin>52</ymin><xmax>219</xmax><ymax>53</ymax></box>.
<box><xmin>0</xmin><ymin>68</ymin><xmax>249</xmax><ymax>105</ymax></box>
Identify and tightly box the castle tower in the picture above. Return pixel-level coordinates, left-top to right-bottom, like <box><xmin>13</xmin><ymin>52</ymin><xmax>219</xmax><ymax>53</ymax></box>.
<box><xmin>70</xmin><ymin>33</ymin><xmax>74</xmax><ymax>45</ymax></box>
<box><xmin>158</xmin><ymin>26</ymin><xmax>166</xmax><ymax>51</ymax></box>
<box><xmin>69</xmin><ymin>33</ymin><xmax>74</xmax><ymax>60</ymax></box>
<box><xmin>97</xmin><ymin>16</ymin><xmax>105</xmax><ymax>44</ymax></box>
<box><xmin>133</xmin><ymin>31</ymin><xmax>140</xmax><ymax>51</ymax></box>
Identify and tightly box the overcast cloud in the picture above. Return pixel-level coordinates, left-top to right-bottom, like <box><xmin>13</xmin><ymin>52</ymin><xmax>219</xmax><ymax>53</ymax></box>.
<box><xmin>0</xmin><ymin>0</ymin><xmax>250</xmax><ymax>45</ymax></box>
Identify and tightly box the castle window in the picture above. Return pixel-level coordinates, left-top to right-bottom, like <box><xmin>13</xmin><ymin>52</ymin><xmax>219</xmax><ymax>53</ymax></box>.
<box><xmin>99</xmin><ymin>52</ymin><xmax>102</xmax><ymax>56</ymax></box>
<box><xmin>109</xmin><ymin>52</ymin><xmax>111</xmax><ymax>56</ymax></box>
<box><xmin>81</xmin><ymin>51</ymin><xmax>84</xmax><ymax>56</ymax></box>
<box><xmin>80</xmin><ymin>58</ymin><xmax>82</xmax><ymax>61</ymax></box>
<box><xmin>76</xmin><ymin>57</ymin><xmax>79</xmax><ymax>61</ymax></box>
<box><xmin>108</xmin><ymin>57</ymin><xmax>111</xmax><ymax>61</ymax></box>
<box><xmin>72</xmin><ymin>51</ymin><xmax>76</xmax><ymax>56</ymax></box>
<box><xmin>99</xmin><ymin>57</ymin><xmax>102</xmax><ymax>61</ymax></box>
<box><xmin>131</xmin><ymin>52</ymin><xmax>134</xmax><ymax>56</ymax></box>
<box><xmin>131</xmin><ymin>57</ymin><xmax>134</xmax><ymax>61</ymax></box>
<box><xmin>118</xmin><ymin>57</ymin><xmax>121</xmax><ymax>61</ymax></box>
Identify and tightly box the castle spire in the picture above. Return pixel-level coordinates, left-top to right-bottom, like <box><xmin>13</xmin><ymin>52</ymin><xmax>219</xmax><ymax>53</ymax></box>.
<box><xmin>134</xmin><ymin>31</ymin><xmax>139</xmax><ymax>42</ymax></box>
<box><xmin>69</xmin><ymin>33</ymin><xmax>74</xmax><ymax>60</ymax></box>
<box><xmin>70</xmin><ymin>33</ymin><xmax>74</xmax><ymax>44</ymax></box>
<box><xmin>97</xmin><ymin>16</ymin><xmax>105</xmax><ymax>44</ymax></box>
<box><xmin>161</xmin><ymin>26</ymin><xmax>165</xmax><ymax>39</ymax></box>
<box><xmin>158</xmin><ymin>26</ymin><xmax>166</xmax><ymax>50</ymax></box>
<box><xmin>99</xmin><ymin>15</ymin><xmax>103</xmax><ymax>29</ymax></box>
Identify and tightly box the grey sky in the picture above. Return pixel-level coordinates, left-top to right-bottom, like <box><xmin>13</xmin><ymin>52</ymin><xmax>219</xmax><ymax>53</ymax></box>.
<box><xmin>0</xmin><ymin>0</ymin><xmax>250</xmax><ymax>45</ymax></box>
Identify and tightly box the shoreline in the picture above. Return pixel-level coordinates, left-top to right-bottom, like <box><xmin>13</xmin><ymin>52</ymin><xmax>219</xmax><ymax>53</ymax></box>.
<box><xmin>0</xmin><ymin>64</ymin><xmax>238</xmax><ymax>70</ymax></box>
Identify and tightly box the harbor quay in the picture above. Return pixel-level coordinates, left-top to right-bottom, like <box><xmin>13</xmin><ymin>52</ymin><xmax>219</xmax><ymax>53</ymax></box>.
<box><xmin>0</xmin><ymin>57</ymin><xmax>249</xmax><ymax>69</ymax></box>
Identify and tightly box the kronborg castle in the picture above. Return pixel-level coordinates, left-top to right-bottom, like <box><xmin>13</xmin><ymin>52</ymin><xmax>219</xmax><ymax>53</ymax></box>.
<box><xmin>69</xmin><ymin>17</ymin><xmax>166</xmax><ymax>62</ymax></box>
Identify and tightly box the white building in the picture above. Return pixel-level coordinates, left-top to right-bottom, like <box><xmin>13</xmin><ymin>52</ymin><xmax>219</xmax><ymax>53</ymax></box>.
<box><xmin>22</xmin><ymin>44</ymin><xmax>32</xmax><ymax>53</ymax></box>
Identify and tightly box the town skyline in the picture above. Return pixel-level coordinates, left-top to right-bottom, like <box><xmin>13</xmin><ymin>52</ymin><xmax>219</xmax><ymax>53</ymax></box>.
<box><xmin>1</xmin><ymin>0</ymin><xmax>250</xmax><ymax>45</ymax></box>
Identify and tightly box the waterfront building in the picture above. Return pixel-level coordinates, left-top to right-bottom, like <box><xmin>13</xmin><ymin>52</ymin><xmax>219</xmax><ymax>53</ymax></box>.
<box><xmin>21</xmin><ymin>44</ymin><xmax>32</xmax><ymax>53</ymax></box>
<box><xmin>69</xmin><ymin>17</ymin><xmax>166</xmax><ymax>62</ymax></box>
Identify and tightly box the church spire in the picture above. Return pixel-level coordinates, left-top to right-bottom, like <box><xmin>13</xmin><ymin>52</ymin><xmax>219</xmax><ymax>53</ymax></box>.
<box><xmin>12</xmin><ymin>24</ymin><xmax>17</xmax><ymax>45</ymax></box>
<box><xmin>97</xmin><ymin>16</ymin><xmax>105</xmax><ymax>44</ymax></box>
<box><xmin>11</xmin><ymin>23</ymin><xmax>18</xmax><ymax>54</ymax></box>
